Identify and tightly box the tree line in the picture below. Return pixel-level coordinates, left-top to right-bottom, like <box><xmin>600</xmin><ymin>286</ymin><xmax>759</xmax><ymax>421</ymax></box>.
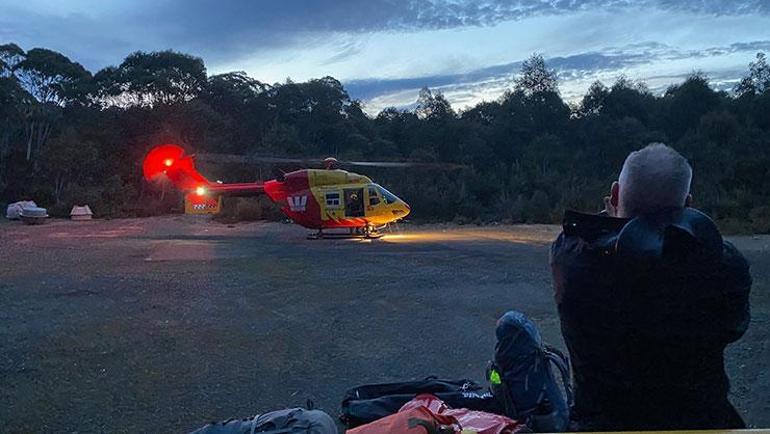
<box><xmin>1</xmin><ymin>43</ymin><xmax>769</xmax><ymax>232</ymax></box>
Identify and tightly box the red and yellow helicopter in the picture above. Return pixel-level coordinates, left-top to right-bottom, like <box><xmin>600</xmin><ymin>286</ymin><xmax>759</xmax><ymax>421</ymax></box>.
<box><xmin>143</xmin><ymin>145</ymin><xmax>459</xmax><ymax>238</ymax></box>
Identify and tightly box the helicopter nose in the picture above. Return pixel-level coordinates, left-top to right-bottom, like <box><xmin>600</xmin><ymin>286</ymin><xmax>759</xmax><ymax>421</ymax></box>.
<box><xmin>392</xmin><ymin>200</ymin><xmax>410</xmax><ymax>218</ymax></box>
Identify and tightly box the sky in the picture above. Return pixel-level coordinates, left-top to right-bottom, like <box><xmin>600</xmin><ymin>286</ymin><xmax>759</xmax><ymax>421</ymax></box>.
<box><xmin>1</xmin><ymin>0</ymin><xmax>769</xmax><ymax>114</ymax></box>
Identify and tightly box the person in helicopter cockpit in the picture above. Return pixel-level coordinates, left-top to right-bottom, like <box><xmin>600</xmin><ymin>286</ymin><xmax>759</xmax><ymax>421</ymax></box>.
<box><xmin>550</xmin><ymin>143</ymin><xmax>751</xmax><ymax>431</ymax></box>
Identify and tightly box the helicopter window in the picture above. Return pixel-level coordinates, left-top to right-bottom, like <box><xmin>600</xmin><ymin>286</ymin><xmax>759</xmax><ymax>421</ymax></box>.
<box><xmin>377</xmin><ymin>185</ymin><xmax>399</xmax><ymax>204</ymax></box>
<box><xmin>325</xmin><ymin>192</ymin><xmax>341</xmax><ymax>207</ymax></box>
<box><xmin>368</xmin><ymin>187</ymin><xmax>380</xmax><ymax>206</ymax></box>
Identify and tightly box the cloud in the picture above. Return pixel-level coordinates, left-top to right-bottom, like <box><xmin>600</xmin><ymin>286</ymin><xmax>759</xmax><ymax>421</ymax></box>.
<box><xmin>350</xmin><ymin>39</ymin><xmax>770</xmax><ymax>113</ymax></box>
<box><xmin>321</xmin><ymin>39</ymin><xmax>366</xmax><ymax>66</ymax></box>
<box><xmin>1</xmin><ymin>0</ymin><xmax>767</xmax><ymax>114</ymax></box>
<box><xmin>0</xmin><ymin>4</ymin><xmax>136</xmax><ymax>69</ymax></box>
<box><xmin>138</xmin><ymin>0</ymin><xmax>770</xmax><ymax>35</ymax></box>
<box><xmin>345</xmin><ymin>43</ymin><xmax>657</xmax><ymax>101</ymax></box>
<box><xmin>123</xmin><ymin>1</ymin><xmax>770</xmax><ymax>64</ymax></box>
<box><xmin>2</xmin><ymin>0</ymin><xmax>767</xmax><ymax>71</ymax></box>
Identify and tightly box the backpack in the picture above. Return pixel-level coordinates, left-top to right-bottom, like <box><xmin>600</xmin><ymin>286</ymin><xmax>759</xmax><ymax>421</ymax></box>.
<box><xmin>190</xmin><ymin>407</ymin><xmax>337</xmax><ymax>434</ymax></box>
<box><xmin>486</xmin><ymin>311</ymin><xmax>573</xmax><ymax>432</ymax></box>
<box><xmin>340</xmin><ymin>377</ymin><xmax>502</xmax><ymax>428</ymax></box>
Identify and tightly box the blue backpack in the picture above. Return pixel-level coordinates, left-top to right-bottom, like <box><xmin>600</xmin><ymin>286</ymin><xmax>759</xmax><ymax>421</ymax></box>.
<box><xmin>487</xmin><ymin>310</ymin><xmax>573</xmax><ymax>432</ymax></box>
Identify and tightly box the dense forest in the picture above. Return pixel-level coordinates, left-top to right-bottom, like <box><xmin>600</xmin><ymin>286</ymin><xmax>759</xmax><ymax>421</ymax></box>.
<box><xmin>1</xmin><ymin>43</ymin><xmax>769</xmax><ymax>232</ymax></box>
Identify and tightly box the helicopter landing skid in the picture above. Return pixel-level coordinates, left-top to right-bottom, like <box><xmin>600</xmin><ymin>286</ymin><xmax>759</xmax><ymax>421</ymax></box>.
<box><xmin>307</xmin><ymin>227</ymin><xmax>383</xmax><ymax>240</ymax></box>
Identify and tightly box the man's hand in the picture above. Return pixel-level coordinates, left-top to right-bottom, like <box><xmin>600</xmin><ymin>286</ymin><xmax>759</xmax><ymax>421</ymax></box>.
<box><xmin>603</xmin><ymin>196</ymin><xmax>617</xmax><ymax>217</ymax></box>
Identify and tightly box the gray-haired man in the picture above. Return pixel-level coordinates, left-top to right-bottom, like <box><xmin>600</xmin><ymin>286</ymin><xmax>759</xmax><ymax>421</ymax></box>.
<box><xmin>551</xmin><ymin>143</ymin><xmax>751</xmax><ymax>430</ymax></box>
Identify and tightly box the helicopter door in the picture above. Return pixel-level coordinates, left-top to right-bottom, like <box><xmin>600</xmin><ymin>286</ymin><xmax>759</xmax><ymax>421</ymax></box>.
<box><xmin>367</xmin><ymin>186</ymin><xmax>381</xmax><ymax>211</ymax></box>
<box><xmin>344</xmin><ymin>188</ymin><xmax>365</xmax><ymax>217</ymax></box>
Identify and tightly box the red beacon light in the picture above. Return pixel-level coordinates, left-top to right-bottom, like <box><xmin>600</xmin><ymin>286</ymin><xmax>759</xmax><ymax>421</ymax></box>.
<box><xmin>143</xmin><ymin>144</ymin><xmax>186</xmax><ymax>181</ymax></box>
<box><xmin>143</xmin><ymin>144</ymin><xmax>210</xmax><ymax>191</ymax></box>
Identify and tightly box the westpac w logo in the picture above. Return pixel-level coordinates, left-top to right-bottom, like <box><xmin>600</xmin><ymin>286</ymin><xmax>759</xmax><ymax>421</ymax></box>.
<box><xmin>287</xmin><ymin>195</ymin><xmax>308</xmax><ymax>212</ymax></box>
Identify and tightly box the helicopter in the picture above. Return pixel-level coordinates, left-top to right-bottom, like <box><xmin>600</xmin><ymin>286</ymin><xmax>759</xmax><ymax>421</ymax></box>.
<box><xmin>142</xmin><ymin>144</ymin><xmax>461</xmax><ymax>239</ymax></box>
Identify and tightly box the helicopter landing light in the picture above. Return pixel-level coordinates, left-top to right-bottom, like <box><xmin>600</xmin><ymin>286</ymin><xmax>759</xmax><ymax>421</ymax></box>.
<box><xmin>196</xmin><ymin>186</ymin><xmax>207</xmax><ymax>196</ymax></box>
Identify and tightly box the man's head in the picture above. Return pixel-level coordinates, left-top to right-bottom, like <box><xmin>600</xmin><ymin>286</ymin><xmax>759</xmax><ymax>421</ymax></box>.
<box><xmin>610</xmin><ymin>143</ymin><xmax>693</xmax><ymax>218</ymax></box>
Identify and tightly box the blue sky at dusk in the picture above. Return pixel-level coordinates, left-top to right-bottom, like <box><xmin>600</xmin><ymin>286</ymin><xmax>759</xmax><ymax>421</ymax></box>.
<box><xmin>2</xmin><ymin>0</ymin><xmax>769</xmax><ymax>113</ymax></box>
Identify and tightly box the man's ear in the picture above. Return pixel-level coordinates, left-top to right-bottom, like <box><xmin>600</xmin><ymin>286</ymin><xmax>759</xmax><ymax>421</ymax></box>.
<box><xmin>610</xmin><ymin>181</ymin><xmax>620</xmax><ymax>207</ymax></box>
<box><xmin>685</xmin><ymin>194</ymin><xmax>693</xmax><ymax>207</ymax></box>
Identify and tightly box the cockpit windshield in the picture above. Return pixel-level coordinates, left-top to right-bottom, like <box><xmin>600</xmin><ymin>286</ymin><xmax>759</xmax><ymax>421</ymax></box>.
<box><xmin>375</xmin><ymin>184</ymin><xmax>399</xmax><ymax>204</ymax></box>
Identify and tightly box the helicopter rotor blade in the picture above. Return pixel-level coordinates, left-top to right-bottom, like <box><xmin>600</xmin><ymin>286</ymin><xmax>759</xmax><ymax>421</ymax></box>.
<box><xmin>195</xmin><ymin>153</ymin><xmax>465</xmax><ymax>170</ymax></box>
<box><xmin>341</xmin><ymin>160</ymin><xmax>466</xmax><ymax>170</ymax></box>
<box><xmin>196</xmin><ymin>153</ymin><xmax>323</xmax><ymax>165</ymax></box>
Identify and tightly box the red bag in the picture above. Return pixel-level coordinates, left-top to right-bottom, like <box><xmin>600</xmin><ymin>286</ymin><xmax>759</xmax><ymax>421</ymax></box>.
<box><xmin>399</xmin><ymin>394</ymin><xmax>528</xmax><ymax>434</ymax></box>
<box><xmin>346</xmin><ymin>405</ymin><xmax>461</xmax><ymax>434</ymax></box>
<box><xmin>347</xmin><ymin>394</ymin><xmax>527</xmax><ymax>434</ymax></box>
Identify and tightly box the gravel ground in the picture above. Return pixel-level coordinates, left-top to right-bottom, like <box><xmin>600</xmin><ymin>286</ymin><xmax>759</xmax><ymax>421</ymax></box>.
<box><xmin>0</xmin><ymin>216</ymin><xmax>768</xmax><ymax>433</ymax></box>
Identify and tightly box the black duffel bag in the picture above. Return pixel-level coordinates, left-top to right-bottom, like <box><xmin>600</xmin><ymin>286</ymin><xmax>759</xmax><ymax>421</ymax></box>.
<box><xmin>340</xmin><ymin>377</ymin><xmax>502</xmax><ymax>428</ymax></box>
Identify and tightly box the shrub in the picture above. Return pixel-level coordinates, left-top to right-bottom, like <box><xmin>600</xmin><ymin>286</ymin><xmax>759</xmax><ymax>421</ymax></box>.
<box><xmin>235</xmin><ymin>198</ymin><xmax>262</xmax><ymax>221</ymax></box>
<box><xmin>527</xmin><ymin>190</ymin><xmax>552</xmax><ymax>223</ymax></box>
<box><xmin>716</xmin><ymin>217</ymin><xmax>753</xmax><ymax>235</ymax></box>
<box><xmin>749</xmin><ymin>205</ymin><xmax>770</xmax><ymax>233</ymax></box>
<box><xmin>214</xmin><ymin>196</ymin><xmax>282</xmax><ymax>223</ymax></box>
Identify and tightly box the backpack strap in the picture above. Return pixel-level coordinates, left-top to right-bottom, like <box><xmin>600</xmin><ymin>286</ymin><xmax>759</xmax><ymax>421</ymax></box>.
<box><xmin>544</xmin><ymin>345</ymin><xmax>574</xmax><ymax>408</ymax></box>
<box><xmin>249</xmin><ymin>414</ymin><xmax>261</xmax><ymax>434</ymax></box>
<box><xmin>487</xmin><ymin>361</ymin><xmax>519</xmax><ymax>418</ymax></box>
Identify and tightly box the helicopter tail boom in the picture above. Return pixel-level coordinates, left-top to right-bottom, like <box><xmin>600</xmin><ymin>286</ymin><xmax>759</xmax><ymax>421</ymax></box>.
<box><xmin>204</xmin><ymin>182</ymin><xmax>264</xmax><ymax>196</ymax></box>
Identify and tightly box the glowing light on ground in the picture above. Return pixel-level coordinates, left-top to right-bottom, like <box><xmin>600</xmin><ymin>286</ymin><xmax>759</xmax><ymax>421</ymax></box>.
<box><xmin>381</xmin><ymin>228</ymin><xmax>558</xmax><ymax>245</ymax></box>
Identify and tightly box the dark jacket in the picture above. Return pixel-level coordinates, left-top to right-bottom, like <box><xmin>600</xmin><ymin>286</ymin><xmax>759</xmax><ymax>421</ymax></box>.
<box><xmin>550</xmin><ymin>208</ymin><xmax>751</xmax><ymax>431</ymax></box>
